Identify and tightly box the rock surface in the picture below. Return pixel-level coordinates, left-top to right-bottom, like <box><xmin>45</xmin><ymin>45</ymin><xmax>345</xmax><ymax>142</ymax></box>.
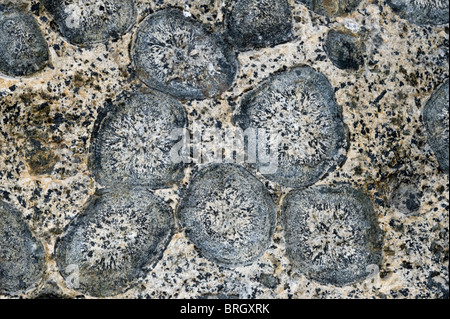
<box><xmin>282</xmin><ymin>186</ymin><xmax>383</xmax><ymax>286</ymax></box>
<box><xmin>0</xmin><ymin>0</ymin><xmax>448</xmax><ymax>299</ymax></box>
<box><xmin>0</xmin><ymin>201</ymin><xmax>46</xmax><ymax>295</ymax></box>
<box><xmin>325</xmin><ymin>29</ymin><xmax>365</xmax><ymax>70</ymax></box>
<box><xmin>234</xmin><ymin>66</ymin><xmax>348</xmax><ymax>188</ymax></box>
<box><xmin>296</xmin><ymin>0</ymin><xmax>361</xmax><ymax>18</ymax></box>
<box><xmin>42</xmin><ymin>0</ymin><xmax>137</xmax><ymax>45</ymax></box>
<box><xmin>0</xmin><ymin>3</ymin><xmax>49</xmax><ymax>77</ymax></box>
<box><xmin>131</xmin><ymin>8</ymin><xmax>238</xmax><ymax>100</ymax></box>
<box><xmin>422</xmin><ymin>79</ymin><xmax>449</xmax><ymax>174</ymax></box>
<box><xmin>55</xmin><ymin>188</ymin><xmax>174</xmax><ymax>297</ymax></box>
<box><xmin>387</xmin><ymin>0</ymin><xmax>449</xmax><ymax>26</ymax></box>
<box><xmin>178</xmin><ymin>164</ymin><xmax>276</xmax><ymax>267</ymax></box>
<box><xmin>89</xmin><ymin>89</ymin><xmax>188</xmax><ymax>189</ymax></box>
<box><xmin>226</xmin><ymin>0</ymin><xmax>294</xmax><ymax>51</ymax></box>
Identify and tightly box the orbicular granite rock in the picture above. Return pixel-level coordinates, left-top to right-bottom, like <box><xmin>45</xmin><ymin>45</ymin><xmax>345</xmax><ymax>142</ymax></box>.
<box><xmin>387</xmin><ymin>0</ymin><xmax>449</xmax><ymax>26</ymax></box>
<box><xmin>89</xmin><ymin>90</ymin><xmax>188</xmax><ymax>189</ymax></box>
<box><xmin>422</xmin><ymin>79</ymin><xmax>449</xmax><ymax>174</ymax></box>
<box><xmin>226</xmin><ymin>0</ymin><xmax>293</xmax><ymax>51</ymax></box>
<box><xmin>42</xmin><ymin>0</ymin><xmax>137</xmax><ymax>45</ymax></box>
<box><xmin>0</xmin><ymin>201</ymin><xmax>46</xmax><ymax>295</ymax></box>
<box><xmin>131</xmin><ymin>8</ymin><xmax>238</xmax><ymax>100</ymax></box>
<box><xmin>282</xmin><ymin>186</ymin><xmax>383</xmax><ymax>286</ymax></box>
<box><xmin>55</xmin><ymin>189</ymin><xmax>174</xmax><ymax>297</ymax></box>
<box><xmin>0</xmin><ymin>3</ymin><xmax>49</xmax><ymax>77</ymax></box>
<box><xmin>178</xmin><ymin>164</ymin><xmax>277</xmax><ymax>267</ymax></box>
<box><xmin>234</xmin><ymin>66</ymin><xmax>348</xmax><ymax>188</ymax></box>
<box><xmin>0</xmin><ymin>0</ymin><xmax>448</xmax><ymax>300</ymax></box>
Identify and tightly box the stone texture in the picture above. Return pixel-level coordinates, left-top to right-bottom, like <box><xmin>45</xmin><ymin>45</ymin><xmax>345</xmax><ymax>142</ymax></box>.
<box><xmin>42</xmin><ymin>0</ymin><xmax>137</xmax><ymax>45</ymax></box>
<box><xmin>422</xmin><ymin>79</ymin><xmax>449</xmax><ymax>174</ymax></box>
<box><xmin>89</xmin><ymin>89</ymin><xmax>188</xmax><ymax>189</ymax></box>
<box><xmin>296</xmin><ymin>0</ymin><xmax>360</xmax><ymax>18</ymax></box>
<box><xmin>387</xmin><ymin>0</ymin><xmax>449</xmax><ymax>26</ymax></box>
<box><xmin>0</xmin><ymin>201</ymin><xmax>46</xmax><ymax>295</ymax></box>
<box><xmin>282</xmin><ymin>186</ymin><xmax>383</xmax><ymax>286</ymax></box>
<box><xmin>226</xmin><ymin>0</ymin><xmax>293</xmax><ymax>51</ymax></box>
<box><xmin>390</xmin><ymin>182</ymin><xmax>423</xmax><ymax>216</ymax></box>
<box><xmin>55</xmin><ymin>188</ymin><xmax>174</xmax><ymax>297</ymax></box>
<box><xmin>131</xmin><ymin>8</ymin><xmax>238</xmax><ymax>100</ymax></box>
<box><xmin>0</xmin><ymin>0</ymin><xmax>448</xmax><ymax>299</ymax></box>
<box><xmin>178</xmin><ymin>164</ymin><xmax>276</xmax><ymax>267</ymax></box>
<box><xmin>0</xmin><ymin>2</ymin><xmax>49</xmax><ymax>77</ymax></box>
<box><xmin>324</xmin><ymin>29</ymin><xmax>364</xmax><ymax>70</ymax></box>
<box><xmin>234</xmin><ymin>66</ymin><xmax>348</xmax><ymax>188</ymax></box>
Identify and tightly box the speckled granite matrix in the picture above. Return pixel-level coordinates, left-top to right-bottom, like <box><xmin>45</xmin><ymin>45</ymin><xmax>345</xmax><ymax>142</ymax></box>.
<box><xmin>0</xmin><ymin>0</ymin><xmax>448</xmax><ymax>299</ymax></box>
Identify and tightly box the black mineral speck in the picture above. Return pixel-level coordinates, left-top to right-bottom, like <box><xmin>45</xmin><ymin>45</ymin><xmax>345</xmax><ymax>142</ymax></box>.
<box><xmin>226</xmin><ymin>0</ymin><xmax>293</xmax><ymax>51</ymax></box>
<box><xmin>422</xmin><ymin>79</ymin><xmax>449</xmax><ymax>174</ymax></box>
<box><xmin>131</xmin><ymin>8</ymin><xmax>238</xmax><ymax>100</ymax></box>
<box><xmin>89</xmin><ymin>90</ymin><xmax>188</xmax><ymax>189</ymax></box>
<box><xmin>178</xmin><ymin>164</ymin><xmax>277</xmax><ymax>268</ymax></box>
<box><xmin>0</xmin><ymin>201</ymin><xmax>46</xmax><ymax>295</ymax></box>
<box><xmin>41</xmin><ymin>0</ymin><xmax>137</xmax><ymax>45</ymax></box>
<box><xmin>324</xmin><ymin>30</ymin><xmax>364</xmax><ymax>70</ymax></box>
<box><xmin>387</xmin><ymin>0</ymin><xmax>449</xmax><ymax>26</ymax></box>
<box><xmin>282</xmin><ymin>186</ymin><xmax>383</xmax><ymax>286</ymax></box>
<box><xmin>0</xmin><ymin>3</ymin><xmax>49</xmax><ymax>77</ymax></box>
<box><xmin>55</xmin><ymin>189</ymin><xmax>174</xmax><ymax>297</ymax></box>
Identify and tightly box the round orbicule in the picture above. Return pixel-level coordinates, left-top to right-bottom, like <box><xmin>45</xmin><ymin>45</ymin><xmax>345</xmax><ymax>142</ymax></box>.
<box><xmin>324</xmin><ymin>30</ymin><xmax>364</xmax><ymax>70</ymax></box>
<box><xmin>226</xmin><ymin>0</ymin><xmax>293</xmax><ymax>51</ymax></box>
<box><xmin>387</xmin><ymin>0</ymin><xmax>449</xmax><ymax>26</ymax></box>
<box><xmin>0</xmin><ymin>4</ymin><xmax>49</xmax><ymax>77</ymax></box>
<box><xmin>282</xmin><ymin>186</ymin><xmax>383</xmax><ymax>286</ymax></box>
<box><xmin>422</xmin><ymin>79</ymin><xmax>449</xmax><ymax>174</ymax></box>
<box><xmin>55</xmin><ymin>189</ymin><xmax>174</xmax><ymax>297</ymax></box>
<box><xmin>296</xmin><ymin>0</ymin><xmax>361</xmax><ymax>18</ymax></box>
<box><xmin>41</xmin><ymin>0</ymin><xmax>137</xmax><ymax>45</ymax></box>
<box><xmin>0</xmin><ymin>201</ymin><xmax>46</xmax><ymax>295</ymax></box>
<box><xmin>131</xmin><ymin>8</ymin><xmax>238</xmax><ymax>100</ymax></box>
<box><xmin>178</xmin><ymin>164</ymin><xmax>277</xmax><ymax>268</ymax></box>
<box><xmin>89</xmin><ymin>90</ymin><xmax>188</xmax><ymax>189</ymax></box>
<box><xmin>234</xmin><ymin>66</ymin><xmax>348</xmax><ymax>188</ymax></box>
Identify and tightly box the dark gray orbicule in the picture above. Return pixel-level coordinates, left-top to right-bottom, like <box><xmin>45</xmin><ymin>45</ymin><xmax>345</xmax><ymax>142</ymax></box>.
<box><xmin>89</xmin><ymin>90</ymin><xmax>188</xmax><ymax>189</ymax></box>
<box><xmin>178</xmin><ymin>164</ymin><xmax>277</xmax><ymax>267</ymax></box>
<box><xmin>234</xmin><ymin>66</ymin><xmax>348</xmax><ymax>188</ymax></box>
<box><xmin>0</xmin><ymin>4</ymin><xmax>49</xmax><ymax>77</ymax></box>
<box><xmin>324</xmin><ymin>30</ymin><xmax>364</xmax><ymax>70</ymax></box>
<box><xmin>296</xmin><ymin>0</ymin><xmax>360</xmax><ymax>17</ymax></box>
<box><xmin>131</xmin><ymin>8</ymin><xmax>238</xmax><ymax>100</ymax></box>
<box><xmin>56</xmin><ymin>189</ymin><xmax>174</xmax><ymax>297</ymax></box>
<box><xmin>282</xmin><ymin>186</ymin><xmax>383</xmax><ymax>286</ymax></box>
<box><xmin>422</xmin><ymin>79</ymin><xmax>449</xmax><ymax>174</ymax></box>
<box><xmin>0</xmin><ymin>201</ymin><xmax>46</xmax><ymax>295</ymax></box>
<box><xmin>226</xmin><ymin>0</ymin><xmax>293</xmax><ymax>51</ymax></box>
<box><xmin>41</xmin><ymin>0</ymin><xmax>137</xmax><ymax>45</ymax></box>
<box><xmin>387</xmin><ymin>0</ymin><xmax>449</xmax><ymax>26</ymax></box>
